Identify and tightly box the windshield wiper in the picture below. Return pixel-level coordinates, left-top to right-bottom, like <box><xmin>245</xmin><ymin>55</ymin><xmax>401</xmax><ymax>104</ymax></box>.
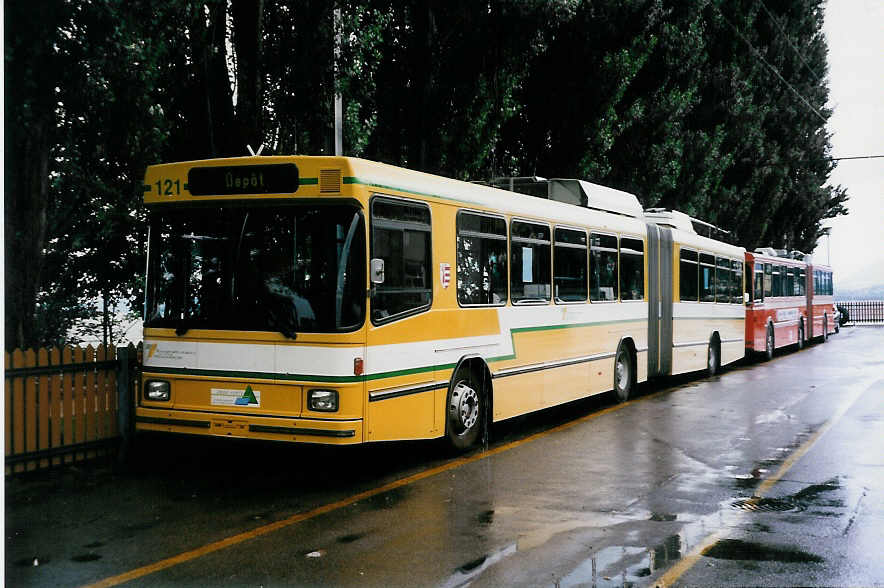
<box><xmin>175</xmin><ymin>320</ymin><xmax>191</xmax><ymax>336</ymax></box>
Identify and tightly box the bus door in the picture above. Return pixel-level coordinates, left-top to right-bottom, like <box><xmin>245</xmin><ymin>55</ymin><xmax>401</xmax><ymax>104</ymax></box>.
<box><xmin>647</xmin><ymin>225</ymin><xmax>673</xmax><ymax>377</ymax></box>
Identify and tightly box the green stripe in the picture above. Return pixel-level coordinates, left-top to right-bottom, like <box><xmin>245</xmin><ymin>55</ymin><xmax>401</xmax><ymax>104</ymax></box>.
<box><xmin>300</xmin><ymin>177</ymin><xmax>319</xmax><ymax>185</ymax></box>
<box><xmin>676</xmin><ymin>316</ymin><xmax>745</xmax><ymax>321</ymax></box>
<box><xmin>145</xmin><ymin>318</ymin><xmax>644</xmax><ymax>383</ymax></box>
<box><xmin>343</xmin><ymin>177</ymin><xmax>477</xmax><ymax>205</ymax></box>
<box><xmin>145</xmin><ymin>365</ymin><xmax>360</xmax><ymax>383</ymax></box>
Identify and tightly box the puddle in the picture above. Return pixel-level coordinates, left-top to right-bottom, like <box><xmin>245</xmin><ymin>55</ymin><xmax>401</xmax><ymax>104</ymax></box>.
<box><xmin>477</xmin><ymin>510</ymin><xmax>495</xmax><ymax>525</ymax></box>
<box><xmin>364</xmin><ymin>486</ymin><xmax>411</xmax><ymax>510</ymax></box>
<box><xmin>15</xmin><ymin>556</ymin><xmax>50</xmax><ymax>567</ymax></box>
<box><xmin>71</xmin><ymin>553</ymin><xmax>103</xmax><ymax>563</ymax></box>
<box><xmin>336</xmin><ymin>532</ymin><xmax>366</xmax><ymax>544</ymax></box>
<box><xmin>702</xmin><ymin>539</ymin><xmax>823</xmax><ymax>563</ymax></box>
<box><xmin>441</xmin><ymin>543</ymin><xmax>517</xmax><ymax>588</ymax></box>
<box><xmin>559</xmin><ymin>535</ymin><xmax>683</xmax><ymax>588</ymax></box>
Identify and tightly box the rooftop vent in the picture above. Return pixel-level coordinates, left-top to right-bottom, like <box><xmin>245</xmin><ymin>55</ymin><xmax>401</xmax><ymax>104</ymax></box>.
<box><xmin>487</xmin><ymin>177</ymin><xmax>642</xmax><ymax>218</ymax></box>
<box><xmin>645</xmin><ymin>208</ymin><xmax>734</xmax><ymax>243</ymax></box>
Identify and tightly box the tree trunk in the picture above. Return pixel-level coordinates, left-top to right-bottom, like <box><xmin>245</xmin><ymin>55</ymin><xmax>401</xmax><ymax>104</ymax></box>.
<box><xmin>232</xmin><ymin>0</ymin><xmax>265</xmax><ymax>153</ymax></box>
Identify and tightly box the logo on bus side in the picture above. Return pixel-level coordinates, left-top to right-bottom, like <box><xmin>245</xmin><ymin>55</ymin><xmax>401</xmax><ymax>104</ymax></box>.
<box><xmin>440</xmin><ymin>262</ymin><xmax>451</xmax><ymax>289</ymax></box>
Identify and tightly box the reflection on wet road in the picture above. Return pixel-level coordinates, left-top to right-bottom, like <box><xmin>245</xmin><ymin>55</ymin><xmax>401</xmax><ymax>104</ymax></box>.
<box><xmin>5</xmin><ymin>327</ymin><xmax>884</xmax><ymax>587</ymax></box>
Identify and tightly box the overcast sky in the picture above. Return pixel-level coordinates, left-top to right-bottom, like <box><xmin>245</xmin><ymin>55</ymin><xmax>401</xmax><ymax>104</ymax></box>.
<box><xmin>815</xmin><ymin>0</ymin><xmax>884</xmax><ymax>290</ymax></box>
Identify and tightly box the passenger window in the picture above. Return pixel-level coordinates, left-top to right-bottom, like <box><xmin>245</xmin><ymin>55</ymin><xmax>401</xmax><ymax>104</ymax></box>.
<box><xmin>754</xmin><ymin>263</ymin><xmax>764</xmax><ymax>302</ymax></box>
<box><xmin>511</xmin><ymin>221</ymin><xmax>551</xmax><ymax>304</ymax></box>
<box><xmin>590</xmin><ymin>233</ymin><xmax>618</xmax><ymax>301</ymax></box>
<box><xmin>797</xmin><ymin>268</ymin><xmax>806</xmax><ymax>296</ymax></box>
<box><xmin>456</xmin><ymin>212</ymin><xmax>507</xmax><ymax>306</ymax></box>
<box><xmin>370</xmin><ymin>197</ymin><xmax>432</xmax><ymax>323</ymax></box>
<box><xmin>619</xmin><ymin>237</ymin><xmax>644</xmax><ymax>301</ymax></box>
<box><xmin>732</xmin><ymin>260</ymin><xmax>743</xmax><ymax>304</ymax></box>
<box><xmin>715</xmin><ymin>257</ymin><xmax>730</xmax><ymax>302</ymax></box>
<box><xmin>764</xmin><ymin>264</ymin><xmax>773</xmax><ymax>298</ymax></box>
<box><xmin>700</xmin><ymin>253</ymin><xmax>715</xmax><ymax>302</ymax></box>
<box><xmin>554</xmin><ymin>227</ymin><xmax>587</xmax><ymax>302</ymax></box>
<box><xmin>680</xmin><ymin>249</ymin><xmax>698</xmax><ymax>302</ymax></box>
<box><xmin>771</xmin><ymin>265</ymin><xmax>781</xmax><ymax>297</ymax></box>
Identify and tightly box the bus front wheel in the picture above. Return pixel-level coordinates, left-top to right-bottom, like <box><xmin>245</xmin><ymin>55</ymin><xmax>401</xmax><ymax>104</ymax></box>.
<box><xmin>446</xmin><ymin>369</ymin><xmax>485</xmax><ymax>451</ymax></box>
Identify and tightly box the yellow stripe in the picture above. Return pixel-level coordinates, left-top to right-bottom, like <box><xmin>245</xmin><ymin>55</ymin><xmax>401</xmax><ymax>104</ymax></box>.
<box><xmin>656</xmin><ymin>386</ymin><xmax>865</xmax><ymax>587</ymax></box>
<box><xmin>83</xmin><ymin>393</ymin><xmax>655</xmax><ymax>588</ymax></box>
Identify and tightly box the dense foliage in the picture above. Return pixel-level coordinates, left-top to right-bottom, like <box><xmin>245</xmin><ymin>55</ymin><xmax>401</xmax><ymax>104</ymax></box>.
<box><xmin>5</xmin><ymin>0</ymin><xmax>847</xmax><ymax>348</ymax></box>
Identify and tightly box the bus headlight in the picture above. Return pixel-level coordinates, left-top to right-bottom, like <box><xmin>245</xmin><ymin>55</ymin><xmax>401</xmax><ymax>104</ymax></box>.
<box><xmin>145</xmin><ymin>380</ymin><xmax>171</xmax><ymax>402</ymax></box>
<box><xmin>307</xmin><ymin>389</ymin><xmax>338</xmax><ymax>412</ymax></box>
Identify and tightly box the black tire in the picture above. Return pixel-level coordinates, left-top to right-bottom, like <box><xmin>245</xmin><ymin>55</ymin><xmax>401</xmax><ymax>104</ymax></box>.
<box><xmin>613</xmin><ymin>344</ymin><xmax>634</xmax><ymax>403</ymax></box>
<box><xmin>445</xmin><ymin>368</ymin><xmax>485</xmax><ymax>451</ymax></box>
<box><xmin>707</xmin><ymin>337</ymin><xmax>721</xmax><ymax>376</ymax></box>
<box><xmin>797</xmin><ymin>321</ymin><xmax>805</xmax><ymax>350</ymax></box>
<box><xmin>764</xmin><ymin>325</ymin><xmax>774</xmax><ymax>361</ymax></box>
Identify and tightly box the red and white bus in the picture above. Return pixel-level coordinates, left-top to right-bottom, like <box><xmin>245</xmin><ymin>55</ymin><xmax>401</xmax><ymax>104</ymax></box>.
<box><xmin>745</xmin><ymin>248</ymin><xmax>835</xmax><ymax>359</ymax></box>
<box><xmin>807</xmin><ymin>260</ymin><xmax>837</xmax><ymax>341</ymax></box>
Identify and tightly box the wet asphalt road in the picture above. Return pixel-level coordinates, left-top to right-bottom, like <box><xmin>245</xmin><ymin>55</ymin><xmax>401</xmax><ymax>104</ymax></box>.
<box><xmin>5</xmin><ymin>326</ymin><xmax>884</xmax><ymax>587</ymax></box>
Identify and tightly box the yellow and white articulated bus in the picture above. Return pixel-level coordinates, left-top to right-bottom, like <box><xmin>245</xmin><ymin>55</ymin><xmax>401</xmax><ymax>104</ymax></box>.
<box><xmin>138</xmin><ymin>156</ymin><xmax>743</xmax><ymax>450</ymax></box>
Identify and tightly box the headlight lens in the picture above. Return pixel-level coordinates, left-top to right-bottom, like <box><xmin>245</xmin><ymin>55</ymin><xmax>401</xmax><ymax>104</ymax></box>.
<box><xmin>307</xmin><ymin>389</ymin><xmax>338</xmax><ymax>412</ymax></box>
<box><xmin>145</xmin><ymin>380</ymin><xmax>171</xmax><ymax>402</ymax></box>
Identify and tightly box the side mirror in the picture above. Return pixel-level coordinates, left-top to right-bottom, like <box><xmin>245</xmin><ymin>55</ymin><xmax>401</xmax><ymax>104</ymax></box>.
<box><xmin>370</xmin><ymin>258</ymin><xmax>385</xmax><ymax>285</ymax></box>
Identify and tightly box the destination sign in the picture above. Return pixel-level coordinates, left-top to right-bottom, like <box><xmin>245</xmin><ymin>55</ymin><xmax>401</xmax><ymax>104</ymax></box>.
<box><xmin>187</xmin><ymin>163</ymin><xmax>299</xmax><ymax>196</ymax></box>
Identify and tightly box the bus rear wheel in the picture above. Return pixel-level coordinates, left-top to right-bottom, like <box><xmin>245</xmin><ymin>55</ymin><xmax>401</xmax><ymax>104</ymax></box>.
<box><xmin>613</xmin><ymin>344</ymin><xmax>634</xmax><ymax>403</ymax></box>
<box><xmin>446</xmin><ymin>369</ymin><xmax>485</xmax><ymax>451</ymax></box>
<box><xmin>707</xmin><ymin>337</ymin><xmax>721</xmax><ymax>377</ymax></box>
<box><xmin>764</xmin><ymin>325</ymin><xmax>774</xmax><ymax>361</ymax></box>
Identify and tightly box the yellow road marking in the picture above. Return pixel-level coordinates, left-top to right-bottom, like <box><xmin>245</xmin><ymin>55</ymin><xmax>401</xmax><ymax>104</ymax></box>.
<box><xmin>656</xmin><ymin>386</ymin><xmax>866</xmax><ymax>587</ymax></box>
<box><xmin>84</xmin><ymin>393</ymin><xmax>654</xmax><ymax>588</ymax></box>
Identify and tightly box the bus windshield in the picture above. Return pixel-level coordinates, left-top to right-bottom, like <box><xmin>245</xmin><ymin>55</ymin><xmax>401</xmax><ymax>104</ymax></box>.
<box><xmin>145</xmin><ymin>204</ymin><xmax>366</xmax><ymax>336</ymax></box>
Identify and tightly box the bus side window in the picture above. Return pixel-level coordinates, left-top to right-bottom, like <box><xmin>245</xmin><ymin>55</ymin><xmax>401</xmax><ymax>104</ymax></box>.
<box><xmin>732</xmin><ymin>259</ymin><xmax>743</xmax><ymax>304</ymax></box>
<box><xmin>764</xmin><ymin>263</ymin><xmax>773</xmax><ymax>298</ymax></box>
<box><xmin>754</xmin><ymin>263</ymin><xmax>764</xmax><ymax>302</ymax></box>
<box><xmin>511</xmin><ymin>220</ymin><xmax>551</xmax><ymax>304</ymax></box>
<box><xmin>715</xmin><ymin>257</ymin><xmax>730</xmax><ymax>303</ymax></box>
<box><xmin>590</xmin><ymin>233</ymin><xmax>618</xmax><ymax>301</ymax></box>
<box><xmin>457</xmin><ymin>212</ymin><xmax>507</xmax><ymax>306</ymax></box>
<box><xmin>553</xmin><ymin>227</ymin><xmax>588</xmax><ymax>303</ymax></box>
<box><xmin>619</xmin><ymin>237</ymin><xmax>644</xmax><ymax>301</ymax></box>
<box><xmin>771</xmin><ymin>265</ymin><xmax>781</xmax><ymax>297</ymax></box>
<box><xmin>797</xmin><ymin>268</ymin><xmax>806</xmax><ymax>296</ymax></box>
<box><xmin>679</xmin><ymin>248</ymin><xmax>698</xmax><ymax>302</ymax></box>
<box><xmin>699</xmin><ymin>253</ymin><xmax>715</xmax><ymax>302</ymax></box>
<box><xmin>370</xmin><ymin>197</ymin><xmax>432</xmax><ymax>323</ymax></box>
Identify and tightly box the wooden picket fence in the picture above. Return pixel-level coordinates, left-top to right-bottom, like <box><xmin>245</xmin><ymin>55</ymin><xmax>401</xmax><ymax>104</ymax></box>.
<box><xmin>4</xmin><ymin>343</ymin><xmax>139</xmax><ymax>475</ymax></box>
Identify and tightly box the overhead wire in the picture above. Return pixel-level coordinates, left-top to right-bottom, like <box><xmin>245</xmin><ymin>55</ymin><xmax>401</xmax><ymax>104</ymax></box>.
<box><xmin>757</xmin><ymin>0</ymin><xmax>824</xmax><ymax>83</ymax></box>
<box><xmin>711</xmin><ymin>3</ymin><xmax>829</xmax><ymax>125</ymax></box>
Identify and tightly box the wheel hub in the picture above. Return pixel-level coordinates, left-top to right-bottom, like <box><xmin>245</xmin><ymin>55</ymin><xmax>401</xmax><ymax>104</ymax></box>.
<box><xmin>616</xmin><ymin>357</ymin><xmax>629</xmax><ymax>391</ymax></box>
<box><xmin>450</xmin><ymin>382</ymin><xmax>479</xmax><ymax>432</ymax></box>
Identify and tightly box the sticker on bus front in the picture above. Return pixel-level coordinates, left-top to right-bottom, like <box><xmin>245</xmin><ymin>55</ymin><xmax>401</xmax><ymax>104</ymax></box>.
<box><xmin>211</xmin><ymin>386</ymin><xmax>261</xmax><ymax>407</ymax></box>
